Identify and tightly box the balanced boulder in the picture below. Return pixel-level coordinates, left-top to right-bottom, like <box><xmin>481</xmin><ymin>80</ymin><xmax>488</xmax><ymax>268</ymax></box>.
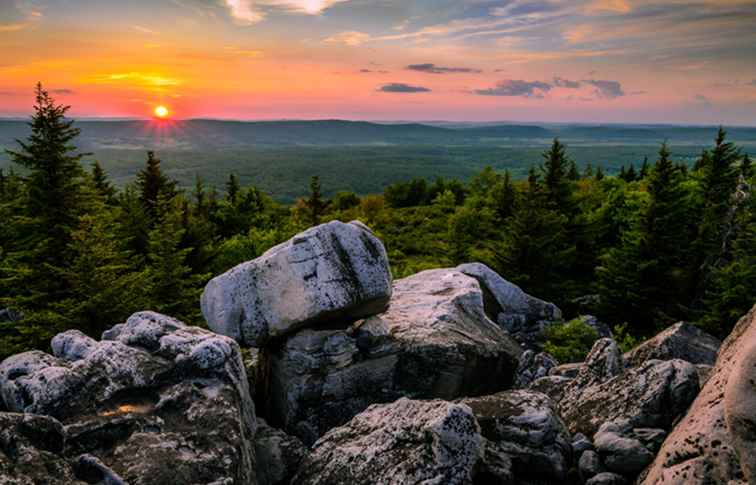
<box><xmin>624</xmin><ymin>321</ymin><xmax>721</xmax><ymax>368</ymax></box>
<box><xmin>201</xmin><ymin>220</ymin><xmax>392</xmax><ymax>347</ymax></box>
<box><xmin>0</xmin><ymin>311</ymin><xmax>257</xmax><ymax>485</ymax></box>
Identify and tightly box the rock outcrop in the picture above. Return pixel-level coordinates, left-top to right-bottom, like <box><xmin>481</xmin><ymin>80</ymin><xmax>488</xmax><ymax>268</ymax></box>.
<box><xmin>293</xmin><ymin>398</ymin><xmax>483</xmax><ymax>485</ymax></box>
<box><xmin>624</xmin><ymin>322</ymin><xmax>721</xmax><ymax>368</ymax></box>
<box><xmin>259</xmin><ymin>267</ymin><xmax>522</xmax><ymax>444</ymax></box>
<box><xmin>457</xmin><ymin>262</ymin><xmax>562</xmax><ymax>350</ymax></box>
<box><xmin>642</xmin><ymin>304</ymin><xmax>756</xmax><ymax>484</ymax></box>
<box><xmin>201</xmin><ymin>220</ymin><xmax>392</xmax><ymax>347</ymax></box>
<box><xmin>514</xmin><ymin>350</ymin><xmax>558</xmax><ymax>387</ymax></box>
<box><xmin>0</xmin><ymin>311</ymin><xmax>257</xmax><ymax>485</ymax></box>
<box><xmin>255</xmin><ymin>418</ymin><xmax>308</xmax><ymax>485</ymax></box>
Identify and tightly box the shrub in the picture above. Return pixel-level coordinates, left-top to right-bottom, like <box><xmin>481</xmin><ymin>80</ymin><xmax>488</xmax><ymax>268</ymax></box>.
<box><xmin>544</xmin><ymin>317</ymin><xmax>600</xmax><ymax>364</ymax></box>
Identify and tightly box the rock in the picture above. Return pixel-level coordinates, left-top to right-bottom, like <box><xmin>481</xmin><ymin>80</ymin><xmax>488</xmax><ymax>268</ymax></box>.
<box><xmin>461</xmin><ymin>390</ymin><xmax>572</xmax><ymax>483</ymax></box>
<box><xmin>255</xmin><ymin>419</ymin><xmax>308</xmax><ymax>485</ymax></box>
<box><xmin>201</xmin><ymin>220</ymin><xmax>392</xmax><ymax>347</ymax></box>
<box><xmin>695</xmin><ymin>364</ymin><xmax>714</xmax><ymax>386</ymax></box>
<box><xmin>292</xmin><ymin>398</ymin><xmax>483</xmax><ymax>485</ymax></box>
<box><xmin>625</xmin><ymin>322</ymin><xmax>721</xmax><ymax>367</ymax></box>
<box><xmin>579</xmin><ymin>450</ymin><xmax>606</xmax><ymax>482</ymax></box>
<box><xmin>0</xmin><ymin>311</ymin><xmax>257</xmax><ymax>485</ymax></box>
<box><xmin>586</xmin><ymin>472</ymin><xmax>627</xmax><ymax>485</ymax></box>
<box><xmin>457</xmin><ymin>262</ymin><xmax>562</xmax><ymax>350</ymax></box>
<box><xmin>514</xmin><ymin>350</ymin><xmax>558</xmax><ymax>387</ymax></box>
<box><xmin>243</xmin><ymin>347</ymin><xmax>260</xmax><ymax>399</ymax></box>
<box><xmin>579</xmin><ymin>315</ymin><xmax>614</xmax><ymax>339</ymax></box>
<box><xmin>528</xmin><ymin>375</ymin><xmax>572</xmax><ymax>402</ymax></box>
<box><xmin>550</xmin><ymin>362</ymin><xmax>583</xmax><ymax>378</ymax></box>
<box><xmin>0</xmin><ymin>412</ymin><xmax>80</xmax><ymax>484</ymax></box>
<box><xmin>643</xmin><ymin>304</ymin><xmax>756</xmax><ymax>485</ymax></box>
<box><xmin>594</xmin><ymin>420</ymin><xmax>654</xmax><ymax>475</ymax></box>
<box><xmin>572</xmin><ymin>432</ymin><xmax>594</xmax><ymax>455</ymax></box>
<box><xmin>560</xmin><ymin>347</ymin><xmax>699</xmax><ymax>436</ymax></box>
<box><xmin>74</xmin><ymin>454</ymin><xmax>126</xmax><ymax>485</ymax></box>
<box><xmin>0</xmin><ymin>308</ymin><xmax>21</xmax><ymax>323</ymax></box>
<box><xmin>260</xmin><ymin>267</ymin><xmax>521</xmax><ymax>445</ymax></box>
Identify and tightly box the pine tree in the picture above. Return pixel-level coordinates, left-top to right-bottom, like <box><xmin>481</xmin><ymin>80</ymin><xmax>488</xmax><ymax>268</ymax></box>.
<box><xmin>540</xmin><ymin>138</ymin><xmax>574</xmax><ymax>215</ymax></box>
<box><xmin>626</xmin><ymin>164</ymin><xmax>637</xmax><ymax>182</ymax></box>
<box><xmin>91</xmin><ymin>161</ymin><xmax>116</xmax><ymax>203</ymax></box>
<box><xmin>583</xmin><ymin>163</ymin><xmax>594</xmax><ymax>178</ymax></box>
<box><xmin>639</xmin><ymin>157</ymin><xmax>650</xmax><ymax>178</ymax></box>
<box><xmin>742</xmin><ymin>153</ymin><xmax>753</xmax><ymax>179</ymax></box>
<box><xmin>489</xmin><ymin>170</ymin><xmax>517</xmax><ymax>222</ymax></box>
<box><xmin>595</xmin><ymin>166</ymin><xmax>605</xmax><ymax>181</ymax></box>
<box><xmin>567</xmin><ymin>160</ymin><xmax>580</xmax><ymax>181</ymax></box>
<box><xmin>305</xmin><ymin>176</ymin><xmax>328</xmax><ymax>226</ymax></box>
<box><xmin>226</xmin><ymin>173</ymin><xmax>241</xmax><ymax>204</ymax></box>
<box><xmin>619</xmin><ymin>165</ymin><xmax>627</xmax><ymax>180</ymax></box>
<box><xmin>136</xmin><ymin>151</ymin><xmax>176</xmax><ymax>220</ymax></box>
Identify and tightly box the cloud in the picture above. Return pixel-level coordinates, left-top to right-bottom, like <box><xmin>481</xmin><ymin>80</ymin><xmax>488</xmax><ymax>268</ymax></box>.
<box><xmin>751</xmin><ymin>80</ymin><xmax>756</xmax><ymax>86</ymax></box>
<box><xmin>360</xmin><ymin>69</ymin><xmax>388</xmax><ymax>74</ymax></box>
<box><xmin>323</xmin><ymin>31</ymin><xmax>370</xmax><ymax>46</ymax></box>
<box><xmin>407</xmin><ymin>63</ymin><xmax>482</xmax><ymax>74</ymax></box>
<box><xmin>474</xmin><ymin>79</ymin><xmax>552</xmax><ymax>98</ymax></box>
<box><xmin>224</xmin><ymin>0</ymin><xmax>265</xmax><ymax>24</ymax></box>
<box><xmin>223</xmin><ymin>0</ymin><xmax>350</xmax><ymax>24</ymax></box>
<box><xmin>50</xmin><ymin>89</ymin><xmax>75</xmax><ymax>95</ymax></box>
<box><xmin>694</xmin><ymin>94</ymin><xmax>712</xmax><ymax>107</ymax></box>
<box><xmin>378</xmin><ymin>83</ymin><xmax>431</xmax><ymax>93</ymax></box>
<box><xmin>553</xmin><ymin>76</ymin><xmax>581</xmax><ymax>88</ymax></box>
<box><xmin>96</xmin><ymin>72</ymin><xmax>183</xmax><ymax>87</ymax></box>
<box><xmin>132</xmin><ymin>25</ymin><xmax>157</xmax><ymax>34</ymax></box>
<box><xmin>583</xmin><ymin>79</ymin><xmax>624</xmax><ymax>98</ymax></box>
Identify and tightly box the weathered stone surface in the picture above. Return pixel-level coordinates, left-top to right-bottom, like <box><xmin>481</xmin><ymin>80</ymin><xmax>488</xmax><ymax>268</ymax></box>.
<box><xmin>0</xmin><ymin>412</ymin><xmax>81</xmax><ymax>484</ymax></box>
<box><xmin>260</xmin><ymin>267</ymin><xmax>522</xmax><ymax>445</ymax></box>
<box><xmin>293</xmin><ymin>398</ymin><xmax>483</xmax><ymax>485</ymax></box>
<box><xmin>580</xmin><ymin>450</ymin><xmax>606</xmax><ymax>482</ymax></box>
<box><xmin>572</xmin><ymin>432</ymin><xmax>594</xmax><ymax>456</ymax></box>
<box><xmin>550</xmin><ymin>362</ymin><xmax>583</xmax><ymax>378</ymax></box>
<box><xmin>625</xmin><ymin>322</ymin><xmax>721</xmax><ymax>368</ymax></box>
<box><xmin>255</xmin><ymin>418</ymin><xmax>308</xmax><ymax>485</ymax></box>
<box><xmin>528</xmin><ymin>375</ymin><xmax>572</xmax><ymax>403</ymax></box>
<box><xmin>0</xmin><ymin>311</ymin><xmax>257</xmax><ymax>485</ymax></box>
<box><xmin>461</xmin><ymin>390</ymin><xmax>572</xmax><ymax>483</ymax></box>
<box><xmin>642</xmin><ymin>304</ymin><xmax>756</xmax><ymax>485</ymax></box>
<box><xmin>457</xmin><ymin>262</ymin><xmax>562</xmax><ymax>350</ymax></box>
<box><xmin>514</xmin><ymin>350</ymin><xmax>558</xmax><ymax>388</ymax></box>
<box><xmin>587</xmin><ymin>472</ymin><xmax>627</xmax><ymax>485</ymax></box>
<box><xmin>201</xmin><ymin>220</ymin><xmax>392</xmax><ymax>347</ymax></box>
<box><xmin>560</xmin><ymin>340</ymin><xmax>699</xmax><ymax>436</ymax></box>
<box><xmin>594</xmin><ymin>420</ymin><xmax>654</xmax><ymax>475</ymax></box>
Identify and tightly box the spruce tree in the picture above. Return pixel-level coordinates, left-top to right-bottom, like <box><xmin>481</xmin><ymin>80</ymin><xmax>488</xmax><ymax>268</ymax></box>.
<box><xmin>91</xmin><ymin>161</ymin><xmax>116</xmax><ymax>203</ymax></box>
<box><xmin>305</xmin><ymin>176</ymin><xmax>328</xmax><ymax>226</ymax></box>
<box><xmin>583</xmin><ymin>163</ymin><xmax>594</xmax><ymax>178</ymax></box>
<box><xmin>540</xmin><ymin>138</ymin><xmax>574</xmax><ymax>215</ymax></box>
<box><xmin>626</xmin><ymin>164</ymin><xmax>637</xmax><ymax>182</ymax></box>
<box><xmin>595</xmin><ymin>166</ymin><xmax>605</xmax><ymax>181</ymax></box>
<box><xmin>567</xmin><ymin>160</ymin><xmax>580</xmax><ymax>181</ymax></box>
<box><xmin>136</xmin><ymin>151</ymin><xmax>176</xmax><ymax>220</ymax></box>
<box><xmin>226</xmin><ymin>173</ymin><xmax>241</xmax><ymax>204</ymax></box>
<box><xmin>489</xmin><ymin>170</ymin><xmax>517</xmax><ymax>222</ymax></box>
<box><xmin>639</xmin><ymin>157</ymin><xmax>650</xmax><ymax>178</ymax></box>
<box><xmin>742</xmin><ymin>153</ymin><xmax>753</xmax><ymax>179</ymax></box>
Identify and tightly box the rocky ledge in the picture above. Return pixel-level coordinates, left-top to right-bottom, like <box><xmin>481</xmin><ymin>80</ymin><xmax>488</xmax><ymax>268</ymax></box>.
<box><xmin>1</xmin><ymin>220</ymin><xmax>753</xmax><ymax>485</ymax></box>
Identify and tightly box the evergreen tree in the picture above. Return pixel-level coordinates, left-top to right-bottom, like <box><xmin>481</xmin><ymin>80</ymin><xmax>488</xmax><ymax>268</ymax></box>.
<box><xmin>583</xmin><ymin>163</ymin><xmax>594</xmax><ymax>178</ymax></box>
<box><xmin>595</xmin><ymin>166</ymin><xmax>605</xmax><ymax>181</ymax></box>
<box><xmin>742</xmin><ymin>153</ymin><xmax>753</xmax><ymax>179</ymax></box>
<box><xmin>540</xmin><ymin>138</ymin><xmax>574</xmax><ymax>215</ymax></box>
<box><xmin>619</xmin><ymin>165</ymin><xmax>627</xmax><ymax>181</ymax></box>
<box><xmin>136</xmin><ymin>151</ymin><xmax>176</xmax><ymax>220</ymax></box>
<box><xmin>226</xmin><ymin>173</ymin><xmax>240</xmax><ymax>204</ymax></box>
<box><xmin>626</xmin><ymin>164</ymin><xmax>637</xmax><ymax>182</ymax></box>
<box><xmin>567</xmin><ymin>160</ymin><xmax>580</xmax><ymax>181</ymax></box>
<box><xmin>304</xmin><ymin>176</ymin><xmax>328</xmax><ymax>226</ymax></box>
<box><xmin>639</xmin><ymin>157</ymin><xmax>650</xmax><ymax>178</ymax></box>
<box><xmin>91</xmin><ymin>161</ymin><xmax>116</xmax><ymax>203</ymax></box>
<box><xmin>489</xmin><ymin>170</ymin><xmax>517</xmax><ymax>222</ymax></box>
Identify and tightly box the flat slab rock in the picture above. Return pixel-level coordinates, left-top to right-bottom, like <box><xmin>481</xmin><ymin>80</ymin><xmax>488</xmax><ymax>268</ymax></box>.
<box><xmin>258</xmin><ymin>267</ymin><xmax>522</xmax><ymax>445</ymax></box>
<box><xmin>641</xmin><ymin>304</ymin><xmax>756</xmax><ymax>485</ymax></box>
<box><xmin>201</xmin><ymin>220</ymin><xmax>393</xmax><ymax>347</ymax></box>
<box><xmin>0</xmin><ymin>312</ymin><xmax>257</xmax><ymax>485</ymax></box>
<box><xmin>292</xmin><ymin>398</ymin><xmax>483</xmax><ymax>485</ymax></box>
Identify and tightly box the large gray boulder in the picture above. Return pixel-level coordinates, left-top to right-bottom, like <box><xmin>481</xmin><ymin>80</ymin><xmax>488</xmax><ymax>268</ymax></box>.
<box><xmin>292</xmin><ymin>398</ymin><xmax>483</xmax><ymax>485</ymax></box>
<box><xmin>460</xmin><ymin>390</ymin><xmax>572</xmax><ymax>483</ymax></box>
<box><xmin>642</xmin><ymin>304</ymin><xmax>756</xmax><ymax>485</ymax></box>
<box><xmin>514</xmin><ymin>350</ymin><xmax>558</xmax><ymax>388</ymax></box>
<box><xmin>457</xmin><ymin>262</ymin><xmax>562</xmax><ymax>350</ymax></box>
<box><xmin>0</xmin><ymin>311</ymin><xmax>257</xmax><ymax>485</ymax></box>
<box><xmin>259</xmin><ymin>267</ymin><xmax>522</xmax><ymax>444</ymax></box>
<box><xmin>201</xmin><ymin>220</ymin><xmax>392</xmax><ymax>347</ymax></box>
<box><xmin>255</xmin><ymin>418</ymin><xmax>308</xmax><ymax>485</ymax></box>
<box><xmin>624</xmin><ymin>322</ymin><xmax>721</xmax><ymax>368</ymax></box>
<box><xmin>559</xmin><ymin>340</ymin><xmax>699</xmax><ymax>437</ymax></box>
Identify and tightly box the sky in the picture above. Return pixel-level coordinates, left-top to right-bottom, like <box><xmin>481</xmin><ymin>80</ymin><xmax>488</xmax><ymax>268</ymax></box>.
<box><xmin>1</xmin><ymin>0</ymin><xmax>756</xmax><ymax>124</ymax></box>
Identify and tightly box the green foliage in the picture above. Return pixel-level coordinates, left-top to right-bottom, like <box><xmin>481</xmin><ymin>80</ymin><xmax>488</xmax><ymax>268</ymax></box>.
<box><xmin>612</xmin><ymin>322</ymin><xmax>640</xmax><ymax>352</ymax></box>
<box><xmin>544</xmin><ymin>317</ymin><xmax>600</xmax><ymax>364</ymax></box>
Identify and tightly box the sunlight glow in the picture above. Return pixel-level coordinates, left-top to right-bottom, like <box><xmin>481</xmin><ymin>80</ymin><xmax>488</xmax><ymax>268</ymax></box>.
<box><xmin>154</xmin><ymin>105</ymin><xmax>169</xmax><ymax>118</ymax></box>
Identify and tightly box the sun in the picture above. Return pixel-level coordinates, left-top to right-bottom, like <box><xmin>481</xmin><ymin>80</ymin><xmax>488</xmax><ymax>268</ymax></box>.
<box><xmin>154</xmin><ymin>105</ymin><xmax>170</xmax><ymax>119</ymax></box>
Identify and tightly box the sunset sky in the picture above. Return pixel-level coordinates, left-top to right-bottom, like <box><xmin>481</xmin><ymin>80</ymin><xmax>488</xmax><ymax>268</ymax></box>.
<box><xmin>1</xmin><ymin>0</ymin><xmax>755</xmax><ymax>124</ymax></box>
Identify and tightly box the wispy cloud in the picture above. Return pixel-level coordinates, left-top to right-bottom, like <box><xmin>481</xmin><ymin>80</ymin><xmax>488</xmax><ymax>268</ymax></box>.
<box><xmin>584</xmin><ymin>79</ymin><xmax>624</xmax><ymax>98</ymax></box>
<box><xmin>553</xmin><ymin>76</ymin><xmax>581</xmax><ymax>88</ymax></box>
<box><xmin>474</xmin><ymin>80</ymin><xmax>551</xmax><ymax>98</ymax></box>
<box><xmin>50</xmin><ymin>88</ymin><xmax>75</xmax><ymax>95</ymax></box>
<box><xmin>132</xmin><ymin>25</ymin><xmax>157</xmax><ymax>35</ymax></box>
<box><xmin>379</xmin><ymin>83</ymin><xmax>431</xmax><ymax>93</ymax></box>
<box><xmin>223</xmin><ymin>0</ymin><xmax>350</xmax><ymax>24</ymax></box>
<box><xmin>323</xmin><ymin>31</ymin><xmax>370</xmax><ymax>46</ymax></box>
<box><xmin>407</xmin><ymin>63</ymin><xmax>481</xmax><ymax>74</ymax></box>
<box><xmin>95</xmin><ymin>72</ymin><xmax>183</xmax><ymax>87</ymax></box>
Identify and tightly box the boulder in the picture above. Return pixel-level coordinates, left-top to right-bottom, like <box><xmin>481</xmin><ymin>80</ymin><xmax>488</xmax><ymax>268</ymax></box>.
<box><xmin>514</xmin><ymin>350</ymin><xmax>558</xmax><ymax>387</ymax></box>
<box><xmin>587</xmin><ymin>472</ymin><xmax>627</xmax><ymax>485</ymax></box>
<box><xmin>292</xmin><ymin>398</ymin><xmax>483</xmax><ymax>485</ymax></box>
<box><xmin>642</xmin><ymin>304</ymin><xmax>756</xmax><ymax>484</ymax></box>
<box><xmin>559</xmin><ymin>341</ymin><xmax>699</xmax><ymax>436</ymax></box>
<box><xmin>625</xmin><ymin>322</ymin><xmax>721</xmax><ymax>368</ymax></box>
<box><xmin>594</xmin><ymin>420</ymin><xmax>654</xmax><ymax>475</ymax></box>
<box><xmin>259</xmin><ymin>267</ymin><xmax>521</xmax><ymax>444</ymax></box>
<box><xmin>549</xmin><ymin>362</ymin><xmax>583</xmax><ymax>378</ymax></box>
<box><xmin>457</xmin><ymin>262</ymin><xmax>562</xmax><ymax>350</ymax></box>
<box><xmin>528</xmin><ymin>375</ymin><xmax>572</xmax><ymax>403</ymax></box>
<box><xmin>201</xmin><ymin>220</ymin><xmax>392</xmax><ymax>347</ymax></box>
<box><xmin>0</xmin><ymin>311</ymin><xmax>257</xmax><ymax>485</ymax></box>
<box><xmin>572</xmin><ymin>432</ymin><xmax>594</xmax><ymax>456</ymax></box>
<box><xmin>0</xmin><ymin>308</ymin><xmax>21</xmax><ymax>323</ymax></box>
<box><xmin>255</xmin><ymin>418</ymin><xmax>308</xmax><ymax>485</ymax></box>
<box><xmin>579</xmin><ymin>450</ymin><xmax>606</xmax><ymax>482</ymax></box>
<box><xmin>461</xmin><ymin>390</ymin><xmax>572</xmax><ymax>483</ymax></box>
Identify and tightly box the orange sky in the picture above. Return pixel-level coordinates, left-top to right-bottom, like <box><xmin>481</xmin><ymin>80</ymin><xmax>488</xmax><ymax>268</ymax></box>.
<box><xmin>1</xmin><ymin>0</ymin><xmax>756</xmax><ymax>124</ymax></box>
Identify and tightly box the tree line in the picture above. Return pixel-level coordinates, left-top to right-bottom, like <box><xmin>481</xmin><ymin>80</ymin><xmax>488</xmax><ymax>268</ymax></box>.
<box><xmin>0</xmin><ymin>85</ymin><xmax>753</xmax><ymax>359</ymax></box>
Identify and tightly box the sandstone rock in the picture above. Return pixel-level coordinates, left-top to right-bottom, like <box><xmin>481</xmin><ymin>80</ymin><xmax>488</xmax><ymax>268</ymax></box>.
<box><xmin>587</xmin><ymin>472</ymin><xmax>627</xmax><ymax>485</ymax></box>
<box><xmin>643</xmin><ymin>304</ymin><xmax>756</xmax><ymax>485</ymax></box>
<box><xmin>560</xmin><ymin>340</ymin><xmax>699</xmax><ymax>436</ymax></box>
<box><xmin>580</xmin><ymin>450</ymin><xmax>606</xmax><ymax>482</ymax></box>
<box><xmin>201</xmin><ymin>220</ymin><xmax>392</xmax><ymax>347</ymax></box>
<box><xmin>260</xmin><ymin>267</ymin><xmax>521</xmax><ymax>444</ymax></box>
<box><xmin>461</xmin><ymin>390</ymin><xmax>572</xmax><ymax>483</ymax></box>
<box><xmin>528</xmin><ymin>375</ymin><xmax>572</xmax><ymax>402</ymax></box>
<box><xmin>255</xmin><ymin>418</ymin><xmax>308</xmax><ymax>485</ymax></box>
<box><xmin>0</xmin><ymin>311</ymin><xmax>257</xmax><ymax>485</ymax></box>
<box><xmin>457</xmin><ymin>262</ymin><xmax>562</xmax><ymax>350</ymax></box>
<box><xmin>514</xmin><ymin>350</ymin><xmax>558</xmax><ymax>387</ymax></box>
<box><xmin>625</xmin><ymin>322</ymin><xmax>721</xmax><ymax>368</ymax></box>
<box><xmin>293</xmin><ymin>398</ymin><xmax>483</xmax><ymax>485</ymax></box>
